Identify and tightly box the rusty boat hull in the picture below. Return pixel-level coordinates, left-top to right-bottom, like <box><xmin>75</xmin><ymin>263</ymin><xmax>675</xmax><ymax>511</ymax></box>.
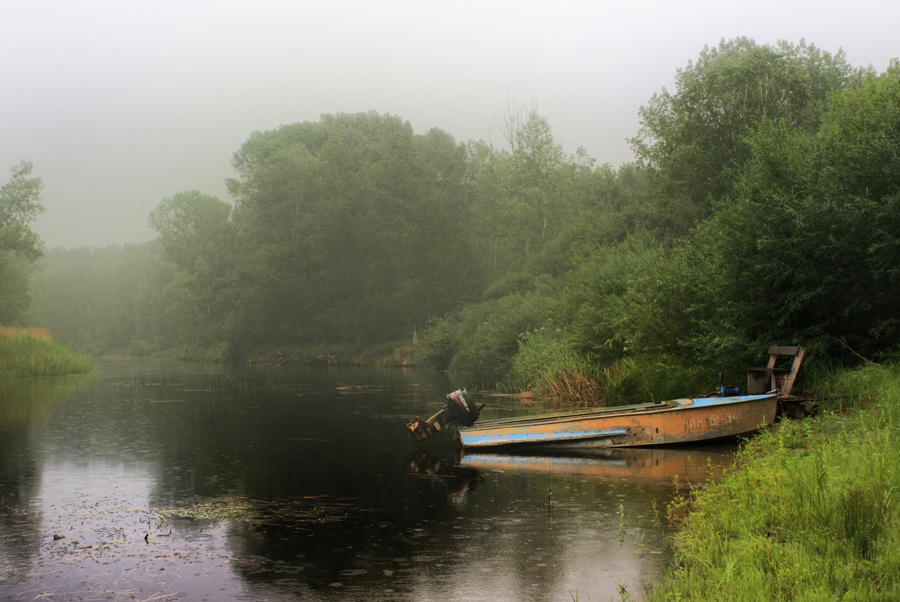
<box><xmin>456</xmin><ymin>394</ymin><xmax>778</xmax><ymax>450</ymax></box>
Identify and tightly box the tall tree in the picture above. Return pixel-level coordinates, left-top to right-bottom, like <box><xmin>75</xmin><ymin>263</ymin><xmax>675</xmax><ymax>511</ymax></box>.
<box><xmin>630</xmin><ymin>38</ymin><xmax>861</xmax><ymax>236</ymax></box>
<box><xmin>0</xmin><ymin>161</ymin><xmax>46</xmax><ymax>324</ymax></box>
<box><xmin>29</xmin><ymin>245</ymin><xmax>160</xmax><ymax>354</ymax></box>
<box><xmin>467</xmin><ymin>111</ymin><xmax>573</xmax><ymax>277</ymax></box>
<box><xmin>693</xmin><ymin>65</ymin><xmax>900</xmax><ymax>356</ymax></box>
<box><xmin>227</xmin><ymin>112</ymin><xmax>480</xmax><ymax>347</ymax></box>
<box><xmin>149</xmin><ymin>191</ymin><xmax>237</xmax><ymax>354</ymax></box>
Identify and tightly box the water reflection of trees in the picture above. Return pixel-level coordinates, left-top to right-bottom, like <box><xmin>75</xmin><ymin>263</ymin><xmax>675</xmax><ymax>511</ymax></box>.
<box><xmin>124</xmin><ymin>366</ymin><xmax>723</xmax><ymax>601</ymax></box>
<box><xmin>0</xmin><ymin>374</ymin><xmax>93</xmax><ymax>578</ymax></box>
<box><xmin>146</xmin><ymin>411</ymin><xmax>482</xmax><ymax>596</ymax></box>
<box><xmin>218</xmin><ymin>447</ymin><xmax>725</xmax><ymax>601</ymax></box>
<box><xmin>1</xmin><ymin>365</ymin><xmax>737</xmax><ymax>600</ymax></box>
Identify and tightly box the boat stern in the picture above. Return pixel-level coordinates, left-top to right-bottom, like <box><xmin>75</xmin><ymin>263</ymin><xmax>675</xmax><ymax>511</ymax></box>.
<box><xmin>406</xmin><ymin>389</ymin><xmax>484</xmax><ymax>442</ymax></box>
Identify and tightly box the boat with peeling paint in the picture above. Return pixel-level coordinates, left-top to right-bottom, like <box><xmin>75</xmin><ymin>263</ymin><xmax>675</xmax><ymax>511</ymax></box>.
<box><xmin>454</xmin><ymin>393</ymin><xmax>778</xmax><ymax>450</ymax></box>
<box><xmin>406</xmin><ymin>346</ymin><xmax>805</xmax><ymax>451</ymax></box>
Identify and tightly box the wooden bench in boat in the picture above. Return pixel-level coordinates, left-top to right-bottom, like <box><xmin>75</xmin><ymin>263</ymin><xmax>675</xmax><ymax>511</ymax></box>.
<box><xmin>747</xmin><ymin>345</ymin><xmax>805</xmax><ymax>397</ymax></box>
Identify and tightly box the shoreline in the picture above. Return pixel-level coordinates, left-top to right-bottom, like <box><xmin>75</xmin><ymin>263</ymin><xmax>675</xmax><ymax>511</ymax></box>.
<box><xmin>644</xmin><ymin>363</ymin><xmax>900</xmax><ymax>601</ymax></box>
<box><xmin>0</xmin><ymin>328</ymin><xmax>94</xmax><ymax>378</ymax></box>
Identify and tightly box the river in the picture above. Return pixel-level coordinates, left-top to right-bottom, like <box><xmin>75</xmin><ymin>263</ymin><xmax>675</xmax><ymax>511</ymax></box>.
<box><xmin>0</xmin><ymin>359</ymin><xmax>735</xmax><ymax>601</ymax></box>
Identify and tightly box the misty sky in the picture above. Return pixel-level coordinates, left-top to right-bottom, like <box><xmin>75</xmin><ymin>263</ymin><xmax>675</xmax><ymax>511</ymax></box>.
<box><xmin>3</xmin><ymin>0</ymin><xmax>897</xmax><ymax>249</ymax></box>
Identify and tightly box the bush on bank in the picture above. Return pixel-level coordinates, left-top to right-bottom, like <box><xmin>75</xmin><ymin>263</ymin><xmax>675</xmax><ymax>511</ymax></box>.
<box><xmin>0</xmin><ymin>326</ymin><xmax>94</xmax><ymax>377</ymax></box>
<box><xmin>647</xmin><ymin>363</ymin><xmax>900</xmax><ymax>602</ymax></box>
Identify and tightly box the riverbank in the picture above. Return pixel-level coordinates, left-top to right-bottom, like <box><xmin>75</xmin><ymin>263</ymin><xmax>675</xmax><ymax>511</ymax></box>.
<box><xmin>646</xmin><ymin>363</ymin><xmax>900</xmax><ymax>601</ymax></box>
<box><xmin>0</xmin><ymin>326</ymin><xmax>94</xmax><ymax>377</ymax></box>
<box><xmin>168</xmin><ymin>340</ymin><xmax>417</xmax><ymax>366</ymax></box>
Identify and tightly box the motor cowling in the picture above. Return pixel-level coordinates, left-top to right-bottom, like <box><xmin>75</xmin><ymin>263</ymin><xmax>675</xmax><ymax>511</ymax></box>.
<box><xmin>718</xmin><ymin>372</ymin><xmax>740</xmax><ymax>396</ymax></box>
<box><xmin>406</xmin><ymin>389</ymin><xmax>484</xmax><ymax>441</ymax></box>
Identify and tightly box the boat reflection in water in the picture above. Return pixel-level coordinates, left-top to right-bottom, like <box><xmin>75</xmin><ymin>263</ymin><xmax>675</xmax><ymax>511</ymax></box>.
<box><xmin>408</xmin><ymin>449</ymin><xmax>483</xmax><ymax>508</ymax></box>
<box><xmin>458</xmin><ymin>445</ymin><xmax>735</xmax><ymax>488</ymax></box>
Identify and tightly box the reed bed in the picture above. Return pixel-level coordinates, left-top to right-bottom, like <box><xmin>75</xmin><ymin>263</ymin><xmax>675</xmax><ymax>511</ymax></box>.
<box><xmin>646</xmin><ymin>363</ymin><xmax>900</xmax><ymax>602</ymax></box>
<box><xmin>536</xmin><ymin>367</ymin><xmax>606</xmax><ymax>406</ymax></box>
<box><xmin>0</xmin><ymin>325</ymin><xmax>51</xmax><ymax>340</ymax></box>
<box><xmin>0</xmin><ymin>327</ymin><xmax>94</xmax><ymax>377</ymax></box>
<box><xmin>503</xmin><ymin>328</ymin><xmax>714</xmax><ymax>409</ymax></box>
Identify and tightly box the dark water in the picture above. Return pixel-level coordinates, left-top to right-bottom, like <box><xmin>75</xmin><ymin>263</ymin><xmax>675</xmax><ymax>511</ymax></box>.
<box><xmin>0</xmin><ymin>360</ymin><xmax>734</xmax><ymax>601</ymax></box>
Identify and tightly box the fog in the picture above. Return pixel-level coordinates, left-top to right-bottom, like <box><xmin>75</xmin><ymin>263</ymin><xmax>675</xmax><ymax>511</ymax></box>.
<box><xmin>3</xmin><ymin>0</ymin><xmax>897</xmax><ymax>248</ymax></box>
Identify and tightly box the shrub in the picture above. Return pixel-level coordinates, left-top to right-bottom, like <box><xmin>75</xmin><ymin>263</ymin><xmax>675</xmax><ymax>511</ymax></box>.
<box><xmin>0</xmin><ymin>327</ymin><xmax>94</xmax><ymax>377</ymax></box>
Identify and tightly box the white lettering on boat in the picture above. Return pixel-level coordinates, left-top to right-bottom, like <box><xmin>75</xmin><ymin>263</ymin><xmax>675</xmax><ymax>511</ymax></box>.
<box><xmin>683</xmin><ymin>413</ymin><xmax>739</xmax><ymax>431</ymax></box>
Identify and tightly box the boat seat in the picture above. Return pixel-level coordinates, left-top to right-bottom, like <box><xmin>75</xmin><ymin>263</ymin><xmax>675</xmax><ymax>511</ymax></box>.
<box><xmin>747</xmin><ymin>345</ymin><xmax>805</xmax><ymax>396</ymax></box>
<box><xmin>666</xmin><ymin>398</ymin><xmax>694</xmax><ymax>407</ymax></box>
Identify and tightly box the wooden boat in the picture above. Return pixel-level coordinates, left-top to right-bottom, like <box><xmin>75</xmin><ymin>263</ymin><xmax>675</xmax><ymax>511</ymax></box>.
<box><xmin>405</xmin><ymin>346</ymin><xmax>805</xmax><ymax>451</ymax></box>
<box><xmin>455</xmin><ymin>393</ymin><xmax>778</xmax><ymax>450</ymax></box>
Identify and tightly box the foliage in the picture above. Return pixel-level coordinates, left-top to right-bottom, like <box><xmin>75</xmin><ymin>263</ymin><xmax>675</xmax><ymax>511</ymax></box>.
<box><xmin>226</xmin><ymin>112</ymin><xmax>483</xmax><ymax>349</ymax></box>
<box><xmin>22</xmin><ymin>43</ymin><xmax>900</xmax><ymax>396</ymax></box>
<box><xmin>692</xmin><ymin>69</ymin><xmax>900</xmax><ymax>358</ymax></box>
<box><xmin>0</xmin><ymin>161</ymin><xmax>46</xmax><ymax>324</ymax></box>
<box><xmin>149</xmin><ymin>191</ymin><xmax>238</xmax><ymax>355</ymax></box>
<box><xmin>630</xmin><ymin>38</ymin><xmax>861</xmax><ymax>236</ymax></box>
<box><xmin>504</xmin><ymin>325</ymin><xmax>716</xmax><ymax>410</ymax></box>
<box><xmin>562</xmin><ymin>238</ymin><xmax>697</xmax><ymax>362</ymax></box>
<box><xmin>0</xmin><ymin>161</ymin><xmax>45</xmax><ymax>261</ymax></box>
<box><xmin>648</xmin><ymin>363</ymin><xmax>900</xmax><ymax>602</ymax></box>
<box><xmin>0</xmin><ymin>253</ymin><xmax>35</xmax><ymax>327</ymax></box>
<box><xmin>445</xmin><ymin>285</ymin><xmax>558</xmax><ymax>376</ymax></box>
<box><xmin>413</xmin><ymin>313</ymin><xmax>462</xmax><ymax>370</ymax></box>
<box><xmin>415</xmin><ymin>140</ymin><xmax>662</xmax><ymax>385</ymax></box>
<box><xmin>29</xmin><ymin>244</ymin><xmax>163</xmax><ymax>355</ymax></box>
<box><xmin>502</xmin><ymin>327</ymin><xmax>614</xmax><ymax>406</ymax></box>
<box><xmin>0</xmin><ymin>327</ymin><xmax>94</xmax><ymax>377</ymax></box>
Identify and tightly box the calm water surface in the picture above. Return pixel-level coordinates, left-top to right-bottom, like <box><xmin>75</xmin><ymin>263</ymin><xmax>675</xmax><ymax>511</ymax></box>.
<box><xmin>0</xmin><ymin>360</ymin><xmax>735</xmax><ymax>601</ymax></box>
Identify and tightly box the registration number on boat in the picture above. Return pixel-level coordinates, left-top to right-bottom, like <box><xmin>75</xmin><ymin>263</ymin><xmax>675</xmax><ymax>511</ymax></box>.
<box><xmin>683</xmin><ymin>413</ymin><xmax>739</xmax><ymax>431</ymax></box>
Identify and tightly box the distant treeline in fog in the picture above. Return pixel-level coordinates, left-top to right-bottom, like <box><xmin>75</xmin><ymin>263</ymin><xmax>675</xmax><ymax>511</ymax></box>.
<box><xmin>26</xmin><ymin>39</ymin><xmax>900</xmax><ymax>395</ymax></box>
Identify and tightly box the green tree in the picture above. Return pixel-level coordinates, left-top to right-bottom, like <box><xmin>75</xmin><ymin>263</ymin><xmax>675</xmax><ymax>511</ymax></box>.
<box><xmin>29</xmin><ymin>245</ymin><xmax>160</xmax><ymax>354</ymax></box>
<box><xmin>149</xmin><ymin>191</ymin><xmax>237</xmax><ymax>356</ymax></box>
<box><xmin>693</xmin><ymin>65</ymin><xmax>900</xmax><ymax>357</ymax></box>
<box><xmin>630</xmin><ymin>38</ymin><xmax>861</xmax><ymax>236</ymax></box>
<box><xmin>227</xmin><ymin>112</ymin><xmax>481</xmax><ymax>348</ymax></box>
<box><xmin>471</xmin><ymin>111</ymin><xmax>572</xmax><ymax>269</ymax></box>
<box><xmin>0</xmin><ymin>161</ymin><xmax>46</xmax><ymax>324</ymax></box>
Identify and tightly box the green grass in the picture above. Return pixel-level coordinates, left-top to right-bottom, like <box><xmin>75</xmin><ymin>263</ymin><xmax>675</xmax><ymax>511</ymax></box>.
<box><xmin>646</xmin><ymin>363</ymin><xmax>900</xmax><ymax>601</ymax></box>
<box><xmin>0</xmin><ymin>329</ymin><xmax>94</xmax><ymax>377</ymax></box>
<box><xmin>502</xmin><ymin>327</ymin><xmax>711</xmax><ymax>407</ymax></box>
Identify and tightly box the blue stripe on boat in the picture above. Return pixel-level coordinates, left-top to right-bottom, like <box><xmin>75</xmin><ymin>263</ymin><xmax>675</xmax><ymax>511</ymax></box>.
<box><xmin>461</xmin><ymin>427</ymin><xmax>627</xmax><ymax>446</ymax></box>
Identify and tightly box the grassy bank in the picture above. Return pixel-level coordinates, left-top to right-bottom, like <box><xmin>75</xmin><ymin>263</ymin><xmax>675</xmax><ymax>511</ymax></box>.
<box><xmin>0</xmin><ymin>326</ymin><xmax>95</xmax><ymax>377</ymax></box>
<box><xmin>646</xmin><ymin>363</ymin><xmax>900</xmax><ymax>601</ymax></box>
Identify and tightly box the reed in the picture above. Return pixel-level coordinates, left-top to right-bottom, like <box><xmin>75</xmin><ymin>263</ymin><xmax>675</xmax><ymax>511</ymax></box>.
<box><xmin>537</xmin><ymin>365</ymin><xmax>606</xmax><ymax>407</ymax></box>
<box><xmin>0</xmin><ymin>326</ymin><xmax>51</xmax><ymax>340</ymax></box>
<box><xmin>646</xmin><ymin>363</ymin><xmax>900</xmax><ymax>601</ymax></box>
<box><xmin>0</xmin><ymin>327</ymin><xmax>94</xmax><ymax>377</ymax></box>
<box><xmin>522</xmin><ymin>352</ymin><xmax>709</xmax><ymax>410</ymax></box>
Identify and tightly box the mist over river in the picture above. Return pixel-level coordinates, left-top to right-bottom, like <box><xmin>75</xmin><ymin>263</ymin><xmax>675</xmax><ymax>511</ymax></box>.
<box><xmin>0</xmin><ymin>360</ymin><xmax>734</xmax><ymax>601</ymax></box>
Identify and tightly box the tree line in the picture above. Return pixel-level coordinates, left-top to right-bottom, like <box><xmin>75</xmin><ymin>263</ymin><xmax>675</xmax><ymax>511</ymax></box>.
<box><xmin>16</xmin><ymin>38</ymin><xmax>900</xmax><ymax>397</ymax></box>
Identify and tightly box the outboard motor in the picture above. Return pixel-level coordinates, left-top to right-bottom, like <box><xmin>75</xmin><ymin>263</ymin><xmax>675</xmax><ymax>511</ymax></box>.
<box><xmin>406</xmin><ymin>389</ymin><xmax>484</xmax><ymax>442</ymax></box>
<box><xmin>718</xmin><ymin>372</ymin><xmax>740</xmax><ymax>396</ymax></box>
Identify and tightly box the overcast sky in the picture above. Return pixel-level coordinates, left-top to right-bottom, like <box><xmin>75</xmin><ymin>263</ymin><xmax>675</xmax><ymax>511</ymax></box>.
<box><xmin>3</xmin><ymin>0</ymin><xmax>897</xmax><ymax>248</ymax></box>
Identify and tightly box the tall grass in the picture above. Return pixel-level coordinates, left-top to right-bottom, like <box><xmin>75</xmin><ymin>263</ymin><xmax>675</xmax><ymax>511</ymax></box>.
<box><xmin>0</xmin><ymin>327</ymin><xmax>94</xmax><ymax>377</ymax></box>
<box><xmin>646</xmin><ymin>363</ymin><xmax>900</xmax><ymax>601</ymax></box>
<box><xmin>503</xmin><ymin>328</ymin><xmax>711</xmax><ymax>407</ymax></box>
<box><xmin>502</xmin><ymin>328</ymin><xmax>605</xmax><ymax>406</ymax></box>
<box><xmin>0</xmin><ymin>326</ymin><xmax>51</xmax><ymax>340</ymax></box>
